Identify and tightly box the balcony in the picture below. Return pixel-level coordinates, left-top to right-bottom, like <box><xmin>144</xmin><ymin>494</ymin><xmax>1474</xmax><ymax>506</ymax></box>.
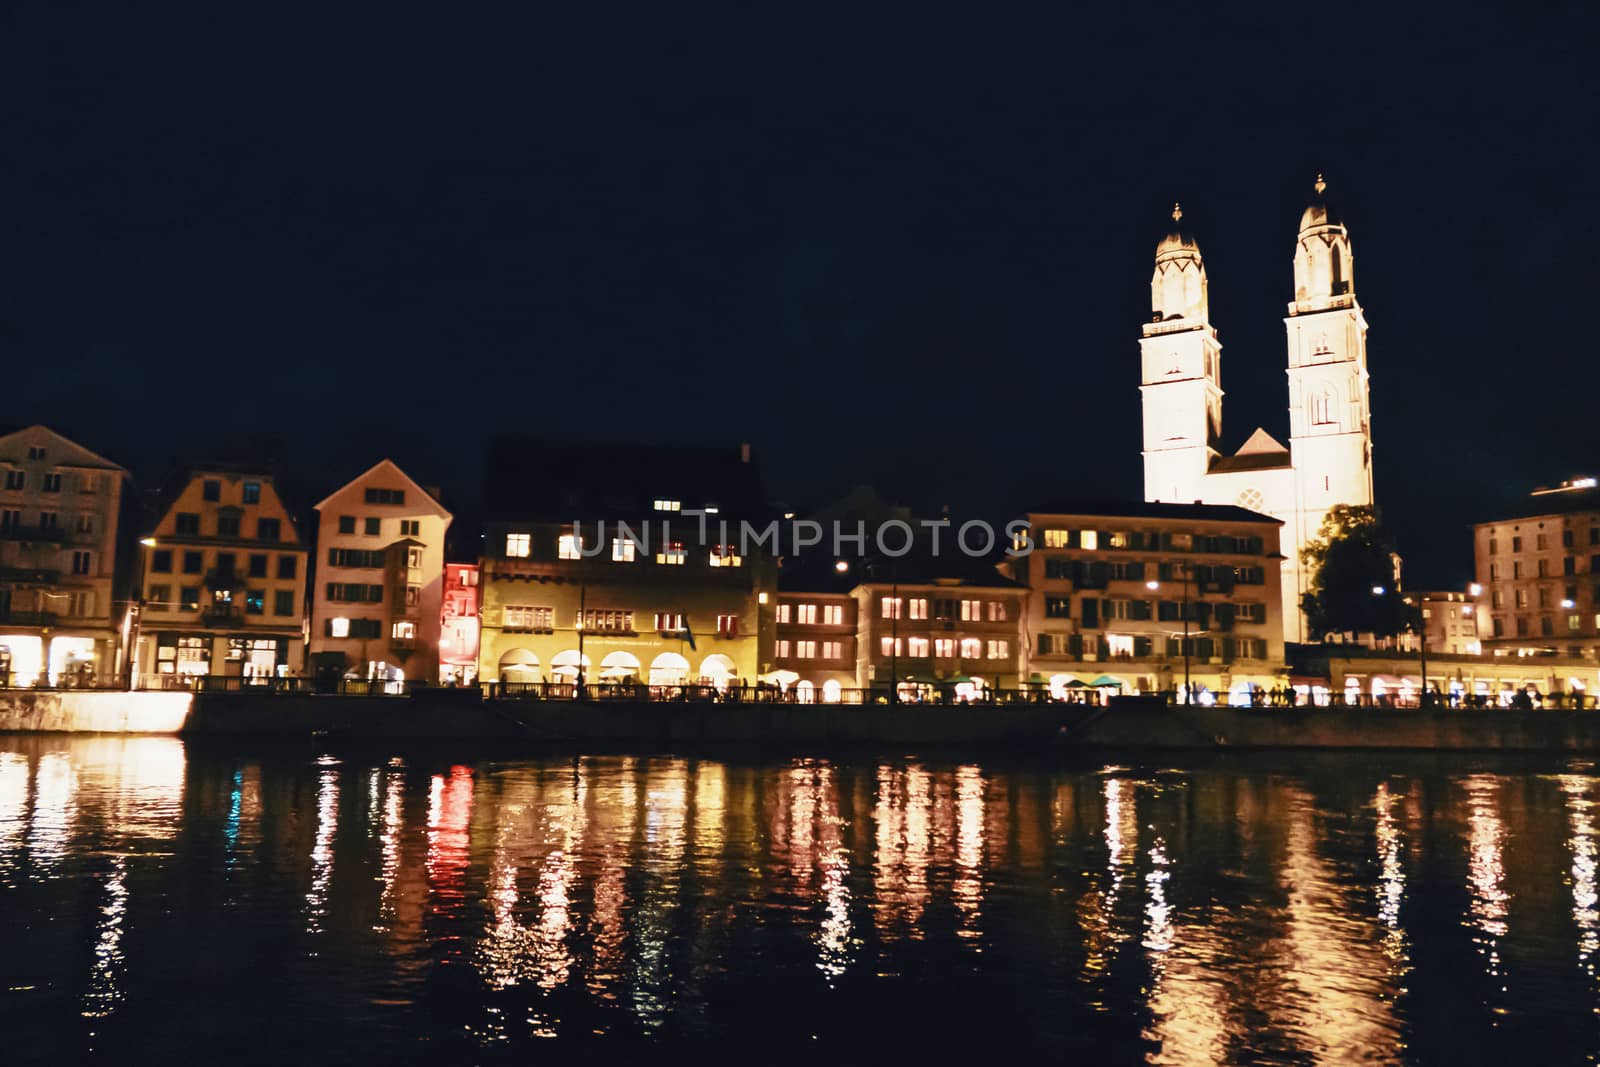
<box><xmin>0</xmin><ymin>525</ymin><xmax>67</xmax><ymax>543</ymax></box>
<box><xmin>0</xmin><ymin>610</ymin><xmax>56</xmax><ymax>627</ymax></box>
<box><xmin>0</xmin><ymin>567</ymin><xmax>62</xmax><ymax>585</ymax></box>
<box><xmin>200</xmin><ymin>608</ymin><xmax>245</xmax><ymax>627</ymax></box>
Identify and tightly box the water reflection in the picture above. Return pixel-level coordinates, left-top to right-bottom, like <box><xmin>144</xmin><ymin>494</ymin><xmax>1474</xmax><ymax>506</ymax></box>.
<box><xmin>8</xmin><ymin>740</ymin><xmax>1600</xmax><ymax>1061</ymax></box>
<box><xmin>1463</xmin><ymin>774</ymin><xmax>1510</xmax><ymax>989</ymax></box>
<box><xmin>1561</xmin><ymin>775</ymin><xmax>1599</xmax><ymax>978</ymax></box>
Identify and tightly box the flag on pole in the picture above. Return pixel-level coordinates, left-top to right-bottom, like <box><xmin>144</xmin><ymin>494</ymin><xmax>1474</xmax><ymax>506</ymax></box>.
<box><xmin>681</xmin><ymin>615</ymin><xmax>696</xmax><ymax>651</ymax></box>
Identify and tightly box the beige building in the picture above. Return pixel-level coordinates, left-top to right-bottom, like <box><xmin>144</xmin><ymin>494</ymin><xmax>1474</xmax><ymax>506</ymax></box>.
<box><xmin>0</xmin><ymin>425</ymin><xmax>134</xmax><ymax>686</ymax></box>
<box><xmin>309</xmin><ymin>460</ymin><xmax>452</xmax><ymax>684</ymax></box>
<box><xmin>1474</xmin><ymin>478</ymin><xmax>1600</xmax><ymax>660</ymax></box>
<box><xmin>135</xmin><ymin>467</ymin><xmax>308</xmax><ymax>683</ymax></box>
<box><xmin>850</xmin><ymin>569</ymin><xmax>1028</xmax><ymax>698</ymax></box>
<box><xmin>771</xmin><ymin>560</ymin><xmax>860</xmax><ymax>699</ymax></box>
<box><xmin>1404</xmin><ymin>589</ymin><xmax>1482</xmax><ymax>656</ymax></box>
<box><xmin>1010</xmin><ymin>501</ymin><xmax>1287</xmax><ymax>702</ymax></box>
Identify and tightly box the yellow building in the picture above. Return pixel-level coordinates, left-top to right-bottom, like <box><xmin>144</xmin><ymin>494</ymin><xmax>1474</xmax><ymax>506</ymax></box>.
<box><xmin>478</xmin><ymin>437</ymin><xmax>774</xmax><ymax>690</ymax></box>
<box><xmin>309</xmin><ymin>460</ymin><xmax>452</xmax><ymax>684</ymax></box>
<box><xmin>0</xmin><ymin>425</ymin><xmax>134</xmax><ymax>686</ymax></box>
<box><xmin>134</xmin><ymin>467</ymin><xmax>308</xmax><ymax>683</ymax></box>
<box><xmin>1010</xmin><ymin>501</ymin><xmax>1287</xmax><ymax>702</ymax></box>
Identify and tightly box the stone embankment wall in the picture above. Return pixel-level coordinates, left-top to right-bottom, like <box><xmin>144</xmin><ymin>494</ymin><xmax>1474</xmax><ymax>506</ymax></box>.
<box><xmin>0</xmin><ymin>690</ymin><xmax>193</xmax><ymax>734</ymax></box>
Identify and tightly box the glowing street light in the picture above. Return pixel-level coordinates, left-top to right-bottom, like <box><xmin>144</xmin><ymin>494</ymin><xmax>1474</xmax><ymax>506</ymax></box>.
<box><xmin>1372</xmin><ymin>585</ymin><xmax>1386</xmax><ymax>596</ymax></box>
<box><xmin>1469</xmin><ymin>582</ymin><xmax>1483</xmax><ymax>597</ymax></box>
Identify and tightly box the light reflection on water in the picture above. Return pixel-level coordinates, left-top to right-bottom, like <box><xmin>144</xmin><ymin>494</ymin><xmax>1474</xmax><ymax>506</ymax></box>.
<box><xmin>6</xmin><ymin>739</ymin><xmax>1600</xmax><ymax>1060</ymax></box>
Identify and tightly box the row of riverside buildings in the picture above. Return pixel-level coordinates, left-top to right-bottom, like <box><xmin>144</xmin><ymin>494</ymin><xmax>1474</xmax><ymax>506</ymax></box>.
<box><xmin>7</xmin><ymin>418</ymin><xmax>1597</xmax><ymax>704</ymax></box>
<box><xmin>5</xmin><ymin>177</ymin><xmax>1598</xmax><ymax>702</ymax></box>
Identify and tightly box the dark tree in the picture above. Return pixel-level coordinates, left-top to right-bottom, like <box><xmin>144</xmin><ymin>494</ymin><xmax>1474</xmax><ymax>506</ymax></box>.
<box><xmin>1300</xmin><ymin>505</ymin><xmax>1417</xmax><ymax>640</ymax></box>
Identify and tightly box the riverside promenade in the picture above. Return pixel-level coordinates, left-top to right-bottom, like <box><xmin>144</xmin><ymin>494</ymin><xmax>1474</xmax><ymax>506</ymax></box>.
<box><xmin>8</xmin><ymin>684</ymin><xmax>1600</xmax><ymax>751</ymax></box>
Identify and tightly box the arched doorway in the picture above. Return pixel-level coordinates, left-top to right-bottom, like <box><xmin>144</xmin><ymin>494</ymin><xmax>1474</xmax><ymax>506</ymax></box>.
<box><xmin>699</xmin><ymin>653</ymin><xmax>736</xmax><ymax>689</ymax></box>
<box><xmin>599</xmin><ymin>650</ymin><xmax>641</xmax><ymax>682</ymax></box>
<box><xmin>498</xmin><ymin>648</ymin><xmax>539</xmax><ymax>684</ymax></box>
<box><xmin>821</xmin><ymin>679</ymin><xmax>842</xmax><ymax>703</ymax></box>
<box><xmin>649</xmin><ymin>652</ymin><xmax>690</xmax><ymax>687</ymax></box>
<box><xmin>550</xmin><ymin>649</ymin><xmax>590</xmax><ymax>679</ymax></box>
<box><xmin>794</xmin><ymin>679</ymin><xmax>815</xmax><ymax>703</ymax></box>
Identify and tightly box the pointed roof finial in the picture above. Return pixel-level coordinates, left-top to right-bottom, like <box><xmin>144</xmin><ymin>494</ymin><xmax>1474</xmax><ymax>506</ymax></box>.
<box><xmin>1171</xmin><ymin>202</ymin><xmax>1183</xmax><ymax>223</ymax></box>
<box><xmin>1313</xmin><ymin>173</ymin><xmax>1326</xmax><ymax>197</ymax></box>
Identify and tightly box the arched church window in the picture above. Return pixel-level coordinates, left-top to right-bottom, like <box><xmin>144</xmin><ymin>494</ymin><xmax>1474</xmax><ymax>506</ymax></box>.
<box><xmin>1308</xmin><ymin>386</ymin><xmax>1335</xmax><ymax>426</ymax></box>
<box><xmin>1330</xmin><ymin>244</ymin><xmax>1346</xmax><ymax>295</ymax></box>
<box><xmin>1237</xmin><ymin>488</ymin><xmax>1265</xmax><ymax>512</ymax></box>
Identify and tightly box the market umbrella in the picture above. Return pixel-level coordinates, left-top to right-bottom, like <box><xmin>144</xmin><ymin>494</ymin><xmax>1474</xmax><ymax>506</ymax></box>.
<box><xmin>1089</xmin><ymin>675</ymin><xmax>1124</xmax><ymax>688</ymax></box>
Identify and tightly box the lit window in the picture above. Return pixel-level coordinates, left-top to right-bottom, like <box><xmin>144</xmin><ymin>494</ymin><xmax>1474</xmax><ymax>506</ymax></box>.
<box><xmin>987</xmin><ymin>601</ymin><xmax>1007</xmax><ymax>622</ymax></box>
<box><xmin>796</xmin><ymin>604</ymin><xmax>817</xmax><ymax>625</ymax></box>
<box><xmin>612</xmin><ymin>538</ymin><xmax>636</xmax><ymax>562</ymax></box>
<box><xmin>935</xmin><ymin>638</ymin><xmax>955</xmax><ymax>659</ymax></box>
<box><xmin>797</xmin><ymin>640</ymin><xmax>817</xmax><ymax>659</ymax></box>
<box><xmin>656</xmin><ymin>541</ymin><xmax>686</xmax><ymax>565</ymax></box>
<box><xmin>908</xmin><ymin>598</ymin><xmax>928</xmax><ymax>620</ymax></box>
<box><xmin>960</xmin><ymin>599</ymin><xmax>981</xmax><ymax>621</ymax></box>
<box><xmin>1571</xmin><ymin>615</ymin><xmax>1583</xmax><ymax>632</ymax></box>
<box><xmin>960</xmin><ymin>637</ymin><xmax>982</xmax><ymax>659</ymax></box>
<box><xmin>1043</xmin><ymin>529</ymin><xmax>1070</xmax><ymax>549</ymax></box>
<box><xmin>505</xmin><ymin>533</ymin><xmax>531</xmax><ymax>558</ymax></box>
<box><xmin>654</xmin><ymin>612</ymin><xmax>684</xmax><ymax>632</ymax></box>
<box><xmin>822</xmin><ymin>641</ymin><xmax>843</xmax><ymax>659</ymax></box>
<box><xmin>709</xmin><ymin>544</ymin><xmax>742</xmax><ymax>567</ymax></box>
<box><xmin>1105</xmin><ymin>634</ymin><xmax>1134</xmax><ymax>658</ymax></box>
<box><xmin>559</xmin><ymin>534</ymin><xmax>583</xmax><ymax>560</ymax></box>
<box><xmin>1080</xmin><ymin>531</ymin><xmax>1099</xmax><ymax>550</ymax></box>
<box><xmin>504</xmin><ymin>606</ymin><xmax>554</xmax><ymax>631</ymax></box>
<box><xmin>881</xmin><ymin>597</ymin><xmax>902</xmax><ymax>619</ymax></box>
<box><xmin>880</xmin><ymin>636</ymin><xmax>901</xmax><ymax>657</ymax></box>
<box><xmin>775</xmin><ymin>603</ymin><xmax>791</xmax><ymax>624</ymax></box>
<box><xmin>987</xmin><ymin>639</ymin><xmax>1010</xmax><ymax>660</ymax></box>
<box><xmin>823</xmin><ymin>604</ymin><xmax>844</xmax><ymax>626</ymax></box>
<box><xmin>393</xmin><ymin>621</ymin><xmax>416</xmax><ymax>639</ymax></box>
<box><xmin>907</xmin><ymin>636</ymin><xmax>929</xmax><ymax>657</ymax></box>
<box><xmin>775</xmin><ymin>639</ymin><xmax>792</xmax><ymax>658</ymax></box>
<box><xmin>716</xmin><ymin>614</ymin><xmax>739</xmax><ymax>637</ymax></box>
<box><xmin>653</xmin><ymin>499</ymin><xmax>681</xmax><ymax>512</ymax></box>
<box><xmin>330</xmin><ymin>617</ymin><xmax>350</xmax><ymax>638</ymax></box>
<box><xmin>1108</xmin><ymin>532</ymin><xmax>1129</xmax><ymax>548</ymax></box>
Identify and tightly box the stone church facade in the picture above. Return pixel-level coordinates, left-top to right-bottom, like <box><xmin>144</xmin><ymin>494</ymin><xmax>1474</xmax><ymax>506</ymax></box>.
<box><xmin>1139</xmin><ymin>177</ymin><xmax>1375</xmax><ymax>641</ymax></box>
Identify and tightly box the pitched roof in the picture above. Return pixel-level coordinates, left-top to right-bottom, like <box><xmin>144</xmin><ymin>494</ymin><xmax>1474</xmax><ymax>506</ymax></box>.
<box><xmin>315</xmin><ymin>458</ymin><xmax>452</xmax><ymax>518</ymax></box>
<box><xmin>1234</xmin><ymin>427</ymin><xmax>1288</xmax><ymax>455</ymax></box>
<box><xmin>0</xmin><ymin>424</ymin><xmax>128</xmax><ymax>473</ymax></box>
<box><xmin>1027</xmin><ymin>498</ymin><xmax>1282</xmax><ymax>525</ymax></box>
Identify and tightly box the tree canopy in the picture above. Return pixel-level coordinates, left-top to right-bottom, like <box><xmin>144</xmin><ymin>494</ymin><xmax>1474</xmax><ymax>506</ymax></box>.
<box><xmin>1299</xmin><ymin>504</ymin><xmax>1416</xmax><ymax>640</ymax></box>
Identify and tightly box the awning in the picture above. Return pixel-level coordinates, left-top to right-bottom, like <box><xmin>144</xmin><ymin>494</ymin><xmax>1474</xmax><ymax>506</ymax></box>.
<box><xmin>1090</xmin><ymin>675</ymin><xmax>1124</xmax><ymax>688</ymax></box>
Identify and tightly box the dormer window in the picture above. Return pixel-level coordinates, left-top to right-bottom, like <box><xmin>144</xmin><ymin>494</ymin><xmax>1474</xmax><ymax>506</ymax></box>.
<box><xmin>653</xmin><ymin>499</ymin><xmax>681</xmax><ymax>512</ymax></box>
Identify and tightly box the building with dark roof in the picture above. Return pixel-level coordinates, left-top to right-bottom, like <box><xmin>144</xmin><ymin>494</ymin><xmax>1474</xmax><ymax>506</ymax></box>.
<box><xmin>1009</xmin><ymin>502</ymin><xmax>1287</xmax><ymax>702</ymax></box>
<box><xmin>1474</xmin><ymin>478</ymin><xmax>1600</xmax><ymax>661</ymax></box>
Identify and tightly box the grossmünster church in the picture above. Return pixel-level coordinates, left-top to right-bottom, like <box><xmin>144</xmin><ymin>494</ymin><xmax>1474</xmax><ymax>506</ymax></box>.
<box><xmin>1139</xmin><ymin>176</ymin><xmax>1375</xmax><ymax>642</ymax></box>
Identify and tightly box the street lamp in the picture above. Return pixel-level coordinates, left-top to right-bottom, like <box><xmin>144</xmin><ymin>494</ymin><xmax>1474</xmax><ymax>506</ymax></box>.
<box><xmin>122</xmin><ymin>537</ymin><xmax>159</xmax><ymax>690</ymax></box>
<box><xmin>1147</xmin><ymin>565</ymin><xmax>1194</xmax><ymax>704</ymax></box>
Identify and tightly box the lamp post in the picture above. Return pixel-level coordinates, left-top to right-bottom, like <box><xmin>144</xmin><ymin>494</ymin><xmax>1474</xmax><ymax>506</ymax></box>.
<box><xmin>123</xmin><ymin>537</ymin><xmax>158</xmax><ymax>690</ymax></box>
<box><xmin>1149</xmin><ymin>561</ymin><xmax>1194</xmax><ymax>704</ymax></box>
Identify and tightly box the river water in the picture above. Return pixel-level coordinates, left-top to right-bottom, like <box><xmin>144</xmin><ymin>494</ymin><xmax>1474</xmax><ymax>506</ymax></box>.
<box><xmin>2</xmin><ymin>736</ymin><xmax>1599</xmax><ymax>1062</ymax></box>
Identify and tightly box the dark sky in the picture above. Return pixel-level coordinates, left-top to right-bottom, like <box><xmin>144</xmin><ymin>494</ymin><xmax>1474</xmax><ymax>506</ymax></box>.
<box><xmin>4</xmin><ymin>2</ymin><xmax>1595</xmax><ymax>585</ymax></box>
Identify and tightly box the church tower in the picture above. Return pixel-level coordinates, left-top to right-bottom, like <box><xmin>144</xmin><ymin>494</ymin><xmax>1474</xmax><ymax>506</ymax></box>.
<box><xmin>1141</xmin><ymin>204</ymin><xmax>1223</xmax><ymax>503</ymax></box>
<box><xmin>1285</xmin><ymin>174</ymin><xmax>1375</xmax><ymax>586</ymax></box>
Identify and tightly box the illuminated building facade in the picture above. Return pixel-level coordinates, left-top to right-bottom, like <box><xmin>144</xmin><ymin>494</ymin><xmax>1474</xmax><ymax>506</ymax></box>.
<box><xmin>309</xmin><ymin>460</ymin><xmax>452</xmax><ymax>684</ymax></box>
<box><xmin>477</xmin><ymin>437</ymin><xmax>775</xmax><ymax>689</ymax></box>
<box><xmin>1010</xmin><ymin>502</ymin><xmax>1286</xmax><ymax>701</ymax></box>
<box><xmin>439</xmin><ymin>563</ymin><xmax>480</xmax><ymax>685</ymax></box>
<box><xmin>1140</xmin><ymin>176</ymin><xmax>1374</xmax><ymax>643</ymax></box>
<box><xmin>1405</xmin><ymin>589</ymin><xmax>1482</xmax><ymax>656</ymax></box>
<box><xmin>0</xmin><ymin>425</ymin><xmax>134</xmax><ymax>686</ymax></box>
<box><xmin>134</xmin><ymin>467</ymin><xmax>308</xmax><ymax>682</ymax></box>
<box><xmin>1474</xmin><ymin>478</ymin><xmax>1600</xmax><ymax>661</ymax></box>
<box><xmin>771</xmin><ymin>563</ymin><xmax>859</xmax><ymax>699</ymax></box>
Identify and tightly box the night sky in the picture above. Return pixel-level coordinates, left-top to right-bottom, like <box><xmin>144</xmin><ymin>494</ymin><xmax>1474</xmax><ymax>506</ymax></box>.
<box><xmin>4</xmin><ymin>3</ymin><xmax>1595</xmax><ymax>585</ymax></box>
